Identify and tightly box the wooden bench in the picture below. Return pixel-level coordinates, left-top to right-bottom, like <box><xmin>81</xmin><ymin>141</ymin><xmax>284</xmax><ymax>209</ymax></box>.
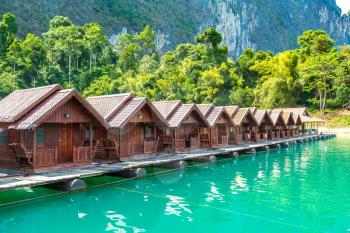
<box><xmin>9</xmin><ymin>143</ymin><xmax>33</xmax><ymax>175</ymax></box>
<box><xmin>9</xmin><ymin>143</ymin><xmax>33</xmax><ymax>167</ymax></box>
<box><xmin>93</xmin><ymin>139</ymin><xmax>119</xmax><ymax>162</ymax></box>
<box><xmin>200</xmin><ymin>133</ymin><xmax>210</xmax><ymax>147</ymax></box>
<box><xmin>158</xmin><ymin>135</ymin><xmax>174</xmax><ymax>152</ymax></box>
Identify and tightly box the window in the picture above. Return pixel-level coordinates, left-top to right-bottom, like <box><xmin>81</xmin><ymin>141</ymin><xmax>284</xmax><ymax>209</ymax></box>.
<box><xmin>36</xmin><ymin>127</ymin><xmax>45</xmax><ymax>144</ymax></box>
<box><xmin>84</xmin><ymin>128</ymin><xmax>95</xmax><ymax>141</ymax></box>
<box><xmin>0</xmin><ymin>129</ymin><xmax>7</xmax><ymax>145</ymax></box>
<box><xmin>165</xmin><ymin>128</ymin><xmax>170</xmax><ymax>136</ymax></box>
<box><xmin>144</xmin><ymin>125</ymin><xmax>153</xmax><ymax>139</ymax></box>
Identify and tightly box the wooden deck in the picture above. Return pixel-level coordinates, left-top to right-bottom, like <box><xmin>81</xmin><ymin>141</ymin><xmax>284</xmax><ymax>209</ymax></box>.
<box><xmin>0</xmin><ymin>134</ymin><xmax>335</xmax><ymax>191</ymax></box>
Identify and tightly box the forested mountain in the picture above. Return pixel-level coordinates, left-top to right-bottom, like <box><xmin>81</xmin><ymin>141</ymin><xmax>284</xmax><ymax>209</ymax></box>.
<box><xmin>0</xmin><ymin>0</ymin><xmax>350</xmax><ymax>58</ymax></box>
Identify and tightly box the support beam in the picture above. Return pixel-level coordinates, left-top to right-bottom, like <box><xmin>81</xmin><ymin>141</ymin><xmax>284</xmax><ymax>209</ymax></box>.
<box><xmin>155</xmin><ymin>160</ymin><xmax>187</xmax><ymax>170</ymax></box>
<box><xmin>256</xmin><ymin>146</ymin><xmax>269</xmax><ymax>152</ymax></box>
<box><xmin>33</xmin><ymin>129</ymin><xmax>37</xmax><ymax>170</ymax></box>
<box><xmin>189</xmin><ymin>155</ymin><xmax>216</xmax><ymax>163</ymax></box>
<box><xmin>217</xmin><ymin>151</ymin><xmax>239</xmax><ymax>158</ymax></box>
<box><xmin>110</xmin><ymin>168</ymin><xmax>147</xmax><ymax>179</ymax></box>
<box><xmin>45</xmin><ymin>179</ymin><xmax>87</xmax><ymax>192</ymax></box>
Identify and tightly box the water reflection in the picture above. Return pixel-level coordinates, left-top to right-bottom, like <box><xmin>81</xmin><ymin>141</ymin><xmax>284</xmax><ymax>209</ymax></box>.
<box><xmin>230</xmin><ymin>172</ymin><xmax>249</xmax><ymax>195</ymax></box>
<box><xmin>205</xmin><ymin>182</ymin><xmax>224</xmax><ymax>202</ymax></box>
<box><xmin>164</xmin><ymin>195</ymin><xmax>192</xmax><ymax>217</ymax></box>
<box><xmin>105</xmin><ymin>211</ymin><xmax>146</xmax><ymax>233</ymax></box>
<box><xmin>271</xmin><ymin>161</ymin><xmax>280</xmax><ymax>178</ymax></box>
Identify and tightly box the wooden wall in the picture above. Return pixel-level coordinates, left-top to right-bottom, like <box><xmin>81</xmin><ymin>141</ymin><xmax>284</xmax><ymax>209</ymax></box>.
<box><xmin>45</xmin><ymin>99</ymin><xmax>91</xmax><ymax>124</ymax></box>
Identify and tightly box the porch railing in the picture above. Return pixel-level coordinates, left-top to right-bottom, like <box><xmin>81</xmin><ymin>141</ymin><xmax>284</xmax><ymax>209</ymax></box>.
<box><xmin>219</xmin><ymin>135</ymin><xmax>228</xmax><ymax>146</ymax></box>
<box><xmin>36</xmin><ymin>148</ymin><xmax>57</xmax><ymax>168</ymax></box>
<box><xmin>175</xmin><ymin>138</ymin><xmax>185</xmax><ymax>151</ymax></box>
<box><xmin>144</xmin><ymin>140</ymin><xmax>155</xmax><ymax>154</ymax></box>
<box><xmin>211</xmin><ymin>136</ymin><xmax>218</xmax><ymax>147</ymax></box>
<box><xmin>73</xmin><ymin>146</ymin><xmax>91</xmax><ymax>165</ymax></box>
<box><xmin>120</xmin><ymin>142</ymin><xmax>133</xmax><ymax>157</ymax></box>
<box><xmin>190</xmin><ymin>137</ymin><xmax>199</xmax><ymax>149</ymax></box>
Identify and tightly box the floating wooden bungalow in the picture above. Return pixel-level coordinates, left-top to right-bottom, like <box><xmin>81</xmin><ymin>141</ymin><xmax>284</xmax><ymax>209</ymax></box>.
<box><xmin>253</xmin><ymin>110</ymin><xmax>274</xmax><ymax>141</ymax></box>
<box><xmin>276</xmin><ymin>107</ymin><xmax>324</xmax><ymax>135</ymax></box>
<box><xmin>0</xmin><ymin>85</ymin><xmax>110</xmax><ymax>172</ymax></box>
<box><xmin>291</xmin><ymin>113</ymin><xmax>303</xmax><ymax>136</ymax></box>
<box><xmin>198</xmin><ymin>104</ymin><xmax>234</xmax><ymax>148</ymax></box>
<box><xmin>269</xmin><ymin>110</ymin><xmax>286</xmax><ymax>139</ymax></box>
<box><xmin>224</xmin><ymin>106</ymin><xmax>240</xmax><ymax>145</ymax></box>
<box><xmin>225</xmin><ymin>107</ymin><xmax>259</xmax><ymax>144</ymax></box>
<box><xmin>87</xmin><ymin>94</ymin><xmax>168</xmax><ymax>160</ymax></box>
<box><xmin>280</xmin><ymin>111</ymin><xmax>295</xmax><ymax>138</ymax></box>
<box><xmin>153</xmin><ymin>101</ymin><xmax>209</xmax><ymax>151</ymax></box>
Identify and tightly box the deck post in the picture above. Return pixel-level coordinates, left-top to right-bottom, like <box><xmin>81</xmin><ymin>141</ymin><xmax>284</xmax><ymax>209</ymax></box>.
<box><xmin>33</xmin><ymin>128</ymin><xmax>37</xmax><ymax>170</ymax></box>
<box><xmin>89</xmin><ymin>122</ymin><xmax>93</xmax><ymax>160</ymax></box>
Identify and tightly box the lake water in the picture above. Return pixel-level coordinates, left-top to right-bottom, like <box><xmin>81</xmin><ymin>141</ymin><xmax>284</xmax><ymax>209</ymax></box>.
<box><xmin>0</xmin><ymin>138</ymin><xmax>349</xmax><ymax>233</ymax></box>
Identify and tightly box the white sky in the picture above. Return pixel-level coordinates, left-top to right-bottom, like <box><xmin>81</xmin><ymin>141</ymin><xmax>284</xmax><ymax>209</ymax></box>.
<box><xmin>336</xmin><ymin>0</ymin><xmax>350</xmax><ymax>14</ymax></box>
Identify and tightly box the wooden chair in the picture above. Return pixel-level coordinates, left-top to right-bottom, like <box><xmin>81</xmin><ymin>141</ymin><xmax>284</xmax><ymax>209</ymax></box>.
<box><xmin>158</xmin><ymin>135</ymin><xmax>174</xmax><ymax>152</ymax></box>
<box><xmin>93</xmin><ymin>139</ymin><xmax>120</xmax><ymax>162</ymax></box>
<box><xmin>9</xmin><ymin>143</ymin><xmax>33</xmax><ymax>175</ymax></box>
<box><xmin>200</xmin><ymin>133</ymin><xmax>210</xmax><ymax>147</ymax></box>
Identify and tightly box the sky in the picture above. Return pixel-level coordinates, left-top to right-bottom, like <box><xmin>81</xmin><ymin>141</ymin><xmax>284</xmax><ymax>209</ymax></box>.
<box><xmin>336</xmin><ymin>0</ymin><xmax>350</xmax><ymax>14</ymax></box>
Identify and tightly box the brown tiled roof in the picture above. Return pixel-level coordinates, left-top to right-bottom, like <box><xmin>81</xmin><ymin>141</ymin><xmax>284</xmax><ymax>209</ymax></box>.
<box><xmin>275</xmin><ymin>107</ymin><xmax>308</xmax><ymax>116</ymax></box>
<box><xmin>293</xmin><ymin>114</ymin><xmax>302</xmax><ymax>125</ymax></box>
<box><xmin>254</xmin><ymin>110</ymin><xmax>273</xmax><ymax>126</ymax></box>
<box><xmin>10</xmin><ymin>89</ymin><xmax>109</xmax><ymax>130</ymax></box>
<box><xmin>270</xmin><ymin>110</ymin><xmax>284</xmax><ymax>126</ymax></box>
<box><xmin>197</xmin><ymin>104</ymin><xmax>214</xmax><ymax>117</ymax></box>
<box><xmin>224</xmin><ymin>106</ymin><xmax>239</xmax><ymax>118</ymax></box>
<box><xmin>249</xmin><ymin>107</ymin><xmax>257</xmax><ymax>114</ymax></box>
<box><xmin>108</xmin><ymin>98</ymin><xmax>168</xmax><ymax>128</ymax></box>
<box><xmin>281</xmin><ymin>111</ymin><xmax>295</xmax><ymax>125</ymax></box>
<box><xmin>0</xmin><ymin>84</ymin><xmax>61</xmax><ymax>123</ymax></box>
<box><xmin>152</xmin><ymin>100</ymin><xmax>182</xmax><ymax>119</ymax></box>
<box><xmin>87</xmin><ymin>93</ymin><xmax>133</xmax><ymax>120</ymax></box>
<box><xmin>206</xmin><ymin>107</ymin><xmax>234</xmax><ymax>127</ymax></box>
<box><xmin>232</xmin><ymin>108</ymin><xmax>258</xmax><ymax>126</ymax></box>
<box><xmin>167</xmin><ymin>104</ymin><xmax>209</xmax><ymax>127</ymax></box>
<box><xmin>275</xmin><ymin>107</ymin><xmax>324</xmax><ymax>123</ymax></box>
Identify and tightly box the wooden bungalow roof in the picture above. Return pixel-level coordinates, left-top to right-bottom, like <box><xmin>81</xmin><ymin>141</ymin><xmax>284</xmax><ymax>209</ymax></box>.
<box><xmin>232</xmin><ymin>108</ymin><xmax>258</xmax><ymax>126</ymax></box>
<box><xmin>197</xmin><ymin>104</ymin><xmax>215</xmax><ymax>117</ymax></box>
<box><xmin>293</xmin><ymin>114</ymin><xmax>302</xmax><ymax>125</ymax></box>
<box><xmin>167</xmin><ymin>104</ymin><xmax>209</xmax><ymax>128</ymax></box>
<box><xmin>224</xmin><ymin>106</ymin><xmax>239</xmax><ymax>118</ymax></box>
<box><xmin>206</xmin><ymin>107</ymin><xmax>234</xmax><ymax>127</ymax></box>
<box><xmin>152</xmin><ymin>100</ymin><xmax>182</xmax><ymax>120</ymax></box>
<box><xmin>9</xmin><ymin>89</ymin><xmax>110</xmax><ymax>130</ymax></box>
<box><xmin>86</xmin><ymin>93</ymin><xmax>133</xmax><ymax>121</ymax></box>
<box><xmin>275</xmin><ymin>107</ymin><xmax>324</xmax><ymax>123</ymax></box>
<box><xmin>275</xmin><ymin>107</ymin><xmax>308</xmax><ymax>116</ymax></box>
<box><xmin>0</xmin><ymin>84</ymin><xmax>61</xmax><ymax>123</ymax></box>
<box><xmin>249</xmin><ymin>107</ymin><xmax>257</xmax><ymax>114</ymax></box>
<box><xmin>281</xmin><ymin>111</ymin><xmax>295</xmax><ymax>125</ymax></box>
<box><xmin>108</xmin><ymin>97</ymin><xmax>168</xmax><ymax>129</ymax></box>
<box><xmin>254</xmin><ymin>110</ymin><xmax>273</xmax><ymax>126</ymax></box>
<box><xmin>269</xmin><ymin>110</ymin><xmax>285</xmax><ymax>126</ymax></box>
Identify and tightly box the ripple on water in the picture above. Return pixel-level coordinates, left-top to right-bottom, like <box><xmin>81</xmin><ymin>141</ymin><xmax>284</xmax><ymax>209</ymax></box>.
<box><xmin>0</xmin><ymin>138</ymin><xmax>349</xmax><ymax>233</ymax></box>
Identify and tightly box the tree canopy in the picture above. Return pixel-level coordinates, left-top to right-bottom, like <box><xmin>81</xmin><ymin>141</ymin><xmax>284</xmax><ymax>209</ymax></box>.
<box><xmin>0</xmin><ymin>13</ymin><xmax>349</xmax><ymax>115</ymax></box>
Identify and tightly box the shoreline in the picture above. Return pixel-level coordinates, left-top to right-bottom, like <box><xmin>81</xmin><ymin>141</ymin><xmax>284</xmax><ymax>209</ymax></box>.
<box><xmin>319</xmin><ymin>127</ymin><xmax>350</xmax><ymax>137</ymax></box>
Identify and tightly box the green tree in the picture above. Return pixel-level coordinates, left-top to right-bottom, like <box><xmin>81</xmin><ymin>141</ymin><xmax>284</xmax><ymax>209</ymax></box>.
<box><xmin>299</xmin><ymin>52</ymin><xmax>339</xmax><ymax>115</ymax></box>
<box><xmin>196</xmin><ymin>27</ymin><xmax>222</xmax><ymax>49</ymax></box>
<box><xmin>298</xmin><ymin>30</ymin><xmax>334</xmax><ymax>57</ymax></box>
<box><xmin>252</xmin><ymin>51</ymin><xmax>299</xmax><ymax>108</ymax></box>
<box><xmin>0</xmin><ymin>72</ymin><xmax>18</xmax><ymax>98</ymax></box>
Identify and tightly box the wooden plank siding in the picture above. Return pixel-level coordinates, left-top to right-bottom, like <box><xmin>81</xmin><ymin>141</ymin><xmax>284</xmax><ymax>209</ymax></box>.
<box><xmin>44</xmin><ymin>99</ymin><xmax>91</xmax><ymax>124</ymax></box>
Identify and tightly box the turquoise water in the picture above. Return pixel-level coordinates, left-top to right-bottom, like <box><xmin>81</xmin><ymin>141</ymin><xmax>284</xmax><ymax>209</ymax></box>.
<box><xmin>1</xmin><ymin>138</ymin><xmax>350</xmax><ymax>233</ymax></box>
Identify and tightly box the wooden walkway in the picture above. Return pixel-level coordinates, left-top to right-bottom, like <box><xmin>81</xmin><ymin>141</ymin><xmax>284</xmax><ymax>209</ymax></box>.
<box><xmin>0</xmin><ymin>134</ymin><xmax>335</xmax><ymax>191</ymax></box>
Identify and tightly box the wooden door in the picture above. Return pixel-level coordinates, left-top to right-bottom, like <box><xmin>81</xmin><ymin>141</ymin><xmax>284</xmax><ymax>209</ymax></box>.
<box><xmin>132</xmin><ymin>123</ymin><xmax>143</xmax><ymax>154</ymax></box>
<box><xmin>58</xmin><ymin>124</ymin><xmax>74</xmax><ymax>162</ymax></box>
